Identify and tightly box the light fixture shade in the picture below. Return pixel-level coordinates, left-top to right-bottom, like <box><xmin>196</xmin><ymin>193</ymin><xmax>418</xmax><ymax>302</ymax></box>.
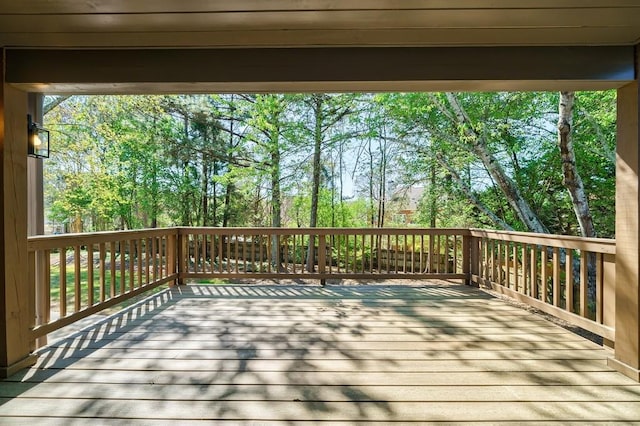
<box><xmin>27</xmin><ymin>114</ymin><xmax>50</xmax><ymax>159</ymax></box>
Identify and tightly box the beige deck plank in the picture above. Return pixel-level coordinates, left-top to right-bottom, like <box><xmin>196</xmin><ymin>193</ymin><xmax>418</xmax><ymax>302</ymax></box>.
<box><xmin>3</xmin><ymin>382</ymin><xmax>640</xmax><ymax>402</ymax></box>
<box><xmin>0</xmin><ymin>399</ymin><xmax>639</xmax><ymax>422</ymax></box>
<box><xmin>0</xmin><ymin>421</ymin><xmax>628</xmax><ymax>426</ymax></box>
<box><xmin>37</xmin><ymin>348</ymin><xmax>609</xmax><ymax>361</ymax></box>
<box><xmin>9</xmin><ymin>369</ymin><xmax>637</xmax><ymax>387</ymax></box>
<box><xmin>1</xmin><ymin>283</ymin><xmax>639</xmax><ymax>423</ymax></box>
<box><xmin>44</xmin><ymin>335</ymin><xmax>601</xmax><ymax>349</ymax></box>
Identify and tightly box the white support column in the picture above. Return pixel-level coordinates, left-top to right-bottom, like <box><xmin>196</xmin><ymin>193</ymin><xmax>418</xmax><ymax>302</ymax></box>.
<box><xmin>0</xmin><ymin>49</ymin><xmax>37</xmax><ymax>377</ymax></box>
<box><xmin>608</xmin><ymin>66</ymin><xmax>640</xmax><ymax>381</ymax></box>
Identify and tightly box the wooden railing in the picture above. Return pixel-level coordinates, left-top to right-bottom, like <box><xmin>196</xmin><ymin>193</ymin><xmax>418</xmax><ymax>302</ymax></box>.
<box><xmin>27</xmin><ymin>226</ymin><xmax>616</xmax><ymax>347</ymax></box>
<box><xmin>28</xmin><ymin>228</ymin><xmax>178</xmax><ymax>340</ymax></box>
<box><xmin>178</xmin><ymin>227</ymin><xmax>469</xmax><ymax>281</ymax></box>
<box><xmin>469</xmin><ymin>229</ymin><xmax>616</xmax><ymax>343</ymax></box>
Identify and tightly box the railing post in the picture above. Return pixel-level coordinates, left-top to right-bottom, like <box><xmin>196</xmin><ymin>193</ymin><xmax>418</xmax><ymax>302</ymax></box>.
<box><xmin>463</xmin><ymin>234</ymin><xmax>478</xmax><ymax>286</ymax></box>
<box><xmin>318</xmin><ymin>234</ymin><xmax>327</xmax><ymax>286</ymax></box>
<box><xmin>177</xmin><ymin>228</ymin><xmax>187</xmax><ymax>286</ymax></box>
<box><xmin>167</xmin><ymin>230</ymin><xmax>177</xmax><ymax>287</ymax></box>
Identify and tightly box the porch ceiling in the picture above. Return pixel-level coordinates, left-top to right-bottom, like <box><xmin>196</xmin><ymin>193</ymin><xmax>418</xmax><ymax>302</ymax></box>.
<box><xmin>0</xmin><ymin>1</ymin><xmax>639</xmax><ymax>48</ymax></box>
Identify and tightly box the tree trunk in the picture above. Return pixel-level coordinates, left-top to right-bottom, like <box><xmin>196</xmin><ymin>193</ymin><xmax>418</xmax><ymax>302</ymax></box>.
<box><xmin>558</xmin><ymin>91</ymin><xmax>598</xmax><ymax>302</ymax></box>
<box><xmin>368</xmin><ymin>139</ymin><xmax>376</xmax><ymax>226</ymax></box>
<box><xmin>271</xmin><ymin>127</ymin><xmax>283</xmax><ymax>268</ymax></box>
<box><xmin>429</xmin><ymin>159</ymin><xmax>437</xmax><ymax>228</ymax></box>
<box><xmin>43</xmin><ymin>95</ymin><xmax>71</xmax><ymax>115</ymax></box>
<box><xmin>223</xmin><ymin>101</ymin><xmax>236</xmax><ymax>228</ymax></box>
<box><xmin>444</xmin><ymin>93</ymin><xmax>549</xmax><ymax>234</ymax></box>
<box><xmin>202</xmin><ymin>160</ymin><xmax>209</xmax><ymax>227</ymax></box>
<box><xmin>306</xmin><ymin>95</ymin><xmax>323</xmax><ymax>272</ymax></box>
<box><xmin>376</xmin><ymin>136</ymin><xmax>387</xmax><ymax>228</ymax></box>
<box><xmin>557</xmin><ymin>91</ymin><xmax>596</xmax><ymax>238</ymax></box>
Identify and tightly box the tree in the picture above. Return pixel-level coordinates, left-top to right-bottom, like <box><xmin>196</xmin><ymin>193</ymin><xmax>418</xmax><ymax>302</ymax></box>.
<box><xmin>557</xmin><ymin>91</ymin><xmax>596</xmax><ymax>238</ymax></box>
<box><xmin>292</xmin><ymin>94</ymin><xmax>353</xmax><ymax>271</ymax></box>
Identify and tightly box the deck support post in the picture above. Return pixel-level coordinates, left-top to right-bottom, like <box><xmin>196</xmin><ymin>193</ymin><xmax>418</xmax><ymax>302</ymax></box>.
<box><xmin>167</xmin><ymin>230</ymin><xmax>177</xmax><ymax>287</ymax></box>
<box><xmin>609</xmin><ymin>56</ymin><xmax>640</xmax><ymax>381</ymax></box>
<box><xmin>463</xmin><ymin>234</ymin><xmax>478</xmax><ymax>286</ymax></box>
<box><xmin>0</xmin><ymin>49</ymin><xmax>37</xmax><ymax>378</ymax></box>
<box><xmin>176</xmin><ymin>228</ymin><xmax>186</xmax><ymax>286</ymax></box>
<box><xmin>318</xmin><ymin>234</ymin><xmax>326</xmax><ymax>286</ymax></box>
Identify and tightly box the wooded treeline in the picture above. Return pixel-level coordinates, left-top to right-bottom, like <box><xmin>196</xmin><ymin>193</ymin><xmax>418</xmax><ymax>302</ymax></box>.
<box><xmin>44</xmin><ymin>91</ymin><xmax>616</xmax><ymax>238</ymax></box>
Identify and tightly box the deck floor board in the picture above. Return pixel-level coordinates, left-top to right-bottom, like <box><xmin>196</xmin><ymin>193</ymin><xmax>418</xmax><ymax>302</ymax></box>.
<box><xmin>2</xmin><ymin>283</ymin><xmax>639</xmax><ymax>424</ymax></box>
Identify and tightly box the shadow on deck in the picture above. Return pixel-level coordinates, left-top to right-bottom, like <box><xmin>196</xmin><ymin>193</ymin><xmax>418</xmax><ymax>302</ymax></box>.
<box><xmin>1</xmin><ymin>282</ymin><xmax>639</xmax><ymax>424</ymax></box>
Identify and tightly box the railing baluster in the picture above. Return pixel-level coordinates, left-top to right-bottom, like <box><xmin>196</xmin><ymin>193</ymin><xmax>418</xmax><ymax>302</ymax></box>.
<box><xmin>360</xmin><ymin>232</ymin><xmax>364</xmax><ymax>273</ymax></box>
<box><xmin>495</xmin><ymin>241</ymin><xmax>502</xmax><ymax>284</ymax></box>
<box><xmin>505</xmin><ymin>241</ymin><xmax>511</xmax><ymax>289</ymax></box>
<box><xmin>437</xmin><ymin>234</ymin><xmax>443</xmax><ymax>274</ymax></box>
<box><xmin>194</xmin><ymin>233</ymin><xmax>200</xmax><ymax>274</ymax></box>
<box><xmin>596</xmin><ymin>252</ymin><xmax>604</xmax><ymax>324</ymax></box>
<box><xmin>402</xmin><ymin>233</ymin><xmax>407</xmax><ymax>273</ymax></box>
<box><xmin>44</xmin><ymin>250</ymin><xmax>51</xmax><ymax>324</ymax></box>
<box><xmin>541</xmin><ymin>246</ymin><xmax>548</xmax><ymax>303</ymax></box>
<box><xmin>110</xmin><ymin>241</ymin><xmax>117</xmax><ymax>298</ymax></box>
<box><xmin>219</xmin><ymin>232</ymin><xmax>223</xmax><ymax>274</ymax></box>
<box><xmin>267</xmin><ymin>233</ymin><xmax>272</xmax><ymax>274</ymax></box>
<box><xmin>488</xmin><ymin>239</ymin><xmax>494</xmax><ymax>282</ymax></box>
<box><xmin>258</xmin><ymin>235</ymin><xmax>264</xmax><ymax>272</ymax></box>
<box><xmin>453</xmin><ymin>235</ymin><xmax>458</xmax><ymax>274</ymax></box>
<box><xmin>136</xmin><ymin>239</ymin><xmax>143</xmax><ymax>289</ymax></box>
<box><xmin>512</xmin><ymin>243</ymin><xmax>518</xmax><ymax>292</ymax></box>
<box><xmin>243</xmin><ymin>234</ymin><xmax>248</xmax><ymax>273</ymax></box>
<box><xmin>120</xmin><ymin>240</ymin><xmax>126</xmax><ymax>295</ymax></box>
<box><xmin>128</xmin><ymin>239</ymin><xmax>135</xmax><ymax>292</ymax></box>
<box><xmin>552</xmin><ymin>247</ymin><xmax>560</xmax><ymax>307</ymax></box>
<box><xmin>160</xmin><ymin>236</ymin><xmax>165</xmax><ymax>280</ymax></box>
<box><xmin>59</xmin><ymin>247</ymin><xmax>67</xmax><ymax>318</ymax></box>
<box><xmin>392</xmin><ymin>234</ymin><xmax>397</xmax><ymax>274</ymax></box>
<box><xmin>74</xmin><ymin>245</ymin><xmax>81</xmax><ymax>313</ymax></box>
<box><xmin>530</xmin><ymin>245</ymin><xmax>538</xmax><ymax>299</ymax></box>
<box><xmin>418</xmin><ymin>234</ymin><xmax>423</xmax><ymax>273</ymax></box>
<box><xmin>318</xmin><ymin>234</ymin><xmax>327</xmax><ymax>276</ymax></box>
<box><xmin>521</xmin><ymin>244</ymin><xmax>528</xmax><ymax>295</ymax></box>
<box><xmin>202</xmin><ymin>234</ymin><xmax>208</xmax><ymax>274</ymax></box>
<box><xmin>566</xmin><ymin>249</ymin><xmax>574</xmax><ymax>313</ymax></box>
<box><xmin>486</xmin><ymin>238</ymin><xmax>491</xmax><ymax>279</ymax></box>
<box><xmin>87</xmin><ymin>245</ymin><xmax>94</xmax><ymax>306</ymax></box>
<box><xmin>292</xmin><ymin>233</ymin><xmax>297</xmax><ymax>274</ymax></box>
<box><xmin>580</xmin><ymin>250</ymin><xmax>588</xmax><ymax>318</ymax></box>
<box><xmin>208</xmin><ymin>233</ymin><xmax>214</xmax><ymax>274</ymax></box>
<box><xmin>145</xmin><ymin>238</ymin><xmax>151</xmax><ymax>284</ymax></box>
<box><xmin>99</xmin><ymin>243</ymin><xmax>106</xmax><ymax>302</ymax></box>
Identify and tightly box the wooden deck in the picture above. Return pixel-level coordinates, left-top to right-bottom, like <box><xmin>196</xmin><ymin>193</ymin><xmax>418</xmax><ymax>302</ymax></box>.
<box><xmin>1</xmin><ymin>282</ymin><xmax>639</xmax><ymax>424</ymax></box>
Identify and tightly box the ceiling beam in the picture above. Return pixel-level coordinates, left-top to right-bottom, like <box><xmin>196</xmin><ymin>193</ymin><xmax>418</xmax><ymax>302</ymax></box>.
<box><xmin>6</xmin><ymin>46</ymin><xmax>634</xmax><ymax>94</ymax></box>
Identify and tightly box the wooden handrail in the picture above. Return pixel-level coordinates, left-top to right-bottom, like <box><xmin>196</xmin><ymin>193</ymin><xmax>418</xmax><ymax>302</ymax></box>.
<box><xmin>28</xmin><ymin>227</ymin><xmax>178</xmax><ymax>251</ymax></box>
<box><xmin>470</xmin><ymin>228</ymin><xmax>616</xmax><ymax>254</ymax></box>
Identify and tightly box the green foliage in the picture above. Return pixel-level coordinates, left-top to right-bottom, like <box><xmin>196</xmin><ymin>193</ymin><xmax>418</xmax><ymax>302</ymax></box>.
<box><xmin>289</xmin><ymin>189</ymin><xmax>369</xmax><ymax>228</ymax></box>
<box><xmin>44</xmin><ymin>91</ymin><xmax>616</xmax><ymax>237</ymax></box>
